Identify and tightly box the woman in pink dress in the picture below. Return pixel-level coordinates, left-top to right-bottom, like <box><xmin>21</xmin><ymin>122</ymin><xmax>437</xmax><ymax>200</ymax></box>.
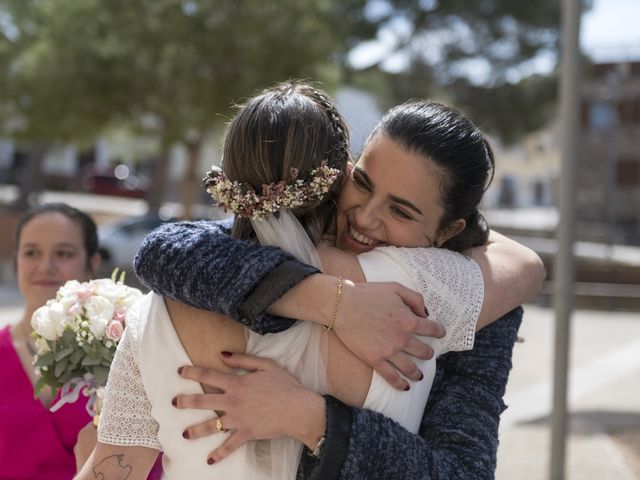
<box><xmin>0</xmin><ymin>203</ymin><xmax>101</xmax><ymax>479</ymax></box>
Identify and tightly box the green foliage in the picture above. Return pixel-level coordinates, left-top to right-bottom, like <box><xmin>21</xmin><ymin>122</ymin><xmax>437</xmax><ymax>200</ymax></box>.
<box><xmin>451</xmin><ymin>73</ymin><xmax>559</xmax><ymax>144</ymax></box>
<box><xmin>349</xmin><ymin>0</ymin><xmax>576</xmax><ymax>141</ymax></box>
<box><xmin>33</xmin><ymin>324</ymin><xmax>117</xmax><ymax>398</ymax></box>
<box><xmin>1</xmin><ymin>0</ymin><xmax>360</xmax><ymax>143</ymax></box>
<box><xmin>0</xmin><ymin>0</ymin><xmax>569</xmax><ymax>152</ymax></box>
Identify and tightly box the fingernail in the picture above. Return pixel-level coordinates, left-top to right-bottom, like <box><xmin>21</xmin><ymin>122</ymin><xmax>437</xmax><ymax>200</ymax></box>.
<box><xmin>207</xmin><ymin>458</ymin><xmax>215</xmax><ymax>465</ymax></box>
<box><xmin>419</xmin><ymin>372</ymin><xmax>424</xmax><ymax>381</ymax></box>
<box><xmin>404</xmin><ymin>385</ymin><xmax>410</xmax><ymax>391</ymax></box>
<box><xmin>221</xmin><ymin>351</ymin><xmax>232</xmax><ymax>358</ymax></box>
<box><xmin>171</xmin><ymin>397</ymin><xmax>177</xmax><ymax>407</ymax></box>
<box><xmin>178</xmin><ymin>366</ymin><xmax>183</xmax><ymax>375</ymax></box>
<box><xmin>424</xmin><ymin>307</ymin><xmax>429</xmax><ymax>317</ymax></box>
<box><xmin>182</xmin><ymin>430</ymin><xmax>190</xmax><ymax>439</ymax></box>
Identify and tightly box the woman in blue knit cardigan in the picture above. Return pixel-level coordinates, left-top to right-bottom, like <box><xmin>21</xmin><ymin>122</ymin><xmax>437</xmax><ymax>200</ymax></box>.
<box><xmin>134</xmin><ymin>88</ymin><xmax>543</xmax><ymax>479</ymax></box>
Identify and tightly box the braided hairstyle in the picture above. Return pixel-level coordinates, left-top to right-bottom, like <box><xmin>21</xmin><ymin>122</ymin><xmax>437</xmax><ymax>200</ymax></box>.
<box><xmin>222</xmin><ymin>81</ymin><xmax>350</xmax><ymax>243</ymax></box>
<box><xmin>371</xmin><ymin>101</ymin><xmax>495</xmax><ymax>252</ymax></box>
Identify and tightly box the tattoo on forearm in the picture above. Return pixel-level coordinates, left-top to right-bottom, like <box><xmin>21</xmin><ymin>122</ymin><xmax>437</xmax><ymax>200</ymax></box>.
<box><xmin>92</xmin><ymin>454</ymin><xmax>133</xmax><ymax>479</ymax></box>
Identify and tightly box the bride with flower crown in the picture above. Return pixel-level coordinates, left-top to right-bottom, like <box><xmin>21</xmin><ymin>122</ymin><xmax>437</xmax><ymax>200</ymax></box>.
<box><xmin>75</xmin><ymin>82</ymin><xmax>541</xmax><ymax>479</ymax></box>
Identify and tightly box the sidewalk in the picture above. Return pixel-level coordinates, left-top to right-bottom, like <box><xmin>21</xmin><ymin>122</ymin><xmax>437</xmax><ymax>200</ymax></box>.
<box><xmin>497</xmin><ymin>305</ymin><xmax>640</xmax><ymax>479</ymax></box>
<box><xmin>2</xmin><ymin>284</ymin><xmax>638</xmax><ymax>479</ymax></box>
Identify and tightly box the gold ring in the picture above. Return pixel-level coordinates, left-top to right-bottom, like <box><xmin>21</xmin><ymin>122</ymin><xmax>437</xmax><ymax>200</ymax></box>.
<box><xmin>216</xmin><ymin>417</ymin><xmax>228</xmax><ymax>433</ymax></box>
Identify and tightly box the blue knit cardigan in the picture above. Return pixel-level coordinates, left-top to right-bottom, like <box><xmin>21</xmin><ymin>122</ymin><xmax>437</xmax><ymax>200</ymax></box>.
<box><xmin>134</xmin><ymin>219</ymin><xmax>522</xmax><ymax>480</ymax></box>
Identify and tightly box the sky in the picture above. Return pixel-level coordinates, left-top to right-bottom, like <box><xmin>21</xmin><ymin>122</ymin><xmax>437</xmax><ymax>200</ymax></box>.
<box><xmin>582</xmin><ymin>0</ymin><xmax>640</xmax><ymax>61</ymax></box>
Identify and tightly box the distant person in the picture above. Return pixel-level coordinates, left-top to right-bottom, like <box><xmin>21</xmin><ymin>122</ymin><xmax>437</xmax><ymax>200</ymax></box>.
<box><xmin>0</xmin><ymin>203</ymin><xmax>100</xmax><ymax>479</ymax></box>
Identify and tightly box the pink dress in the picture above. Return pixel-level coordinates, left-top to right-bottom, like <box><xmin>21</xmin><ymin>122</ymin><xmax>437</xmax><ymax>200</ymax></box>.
<box><xmin>0</xmin><ymin>326</ymin><xmax>163</xmax><ymax>479</ymax></box>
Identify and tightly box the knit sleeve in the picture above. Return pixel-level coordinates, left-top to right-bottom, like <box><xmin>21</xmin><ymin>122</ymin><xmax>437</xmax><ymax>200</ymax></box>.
<box><xmin>297</xmin><ymin>308</ymin><xmax>523</xmax><ymax>480</ymax></box>
<box><xmin>133</xmin><ymin>219</ymin><xmax>320</xmax><ymax>334</ymax></box>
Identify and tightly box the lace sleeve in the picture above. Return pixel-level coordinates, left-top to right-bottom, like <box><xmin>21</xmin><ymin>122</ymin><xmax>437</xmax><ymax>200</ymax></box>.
<box><xmin>97</xmin><ymin>301</ymin><xmax>161</xmax><ymax>450</ymax></box>
<box><xmin>360</xmin><ymin>247</ymin><xmax>484</xmax><ymax>356</ymax></box>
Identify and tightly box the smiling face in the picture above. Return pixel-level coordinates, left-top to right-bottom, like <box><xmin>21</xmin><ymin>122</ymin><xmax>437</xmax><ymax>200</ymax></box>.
<box><xmin>335</xmin><ymin>134</ymin><xmax>465</xmax><ymax>255</ymax></box>
<box><xmin>16</xmin><ymin>212</ymin><xmax>94</xmax><ymax>312</ymax></box>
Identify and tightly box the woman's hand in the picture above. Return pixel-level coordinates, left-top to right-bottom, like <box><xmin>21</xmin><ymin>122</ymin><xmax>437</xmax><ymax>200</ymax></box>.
<box><xmin>270</xmin><ymin>272</ymin><xmax>446</xmax><ymax>391</ymax></box>
<box><xmin>74</xmin><ymin>422</ymin><xmax>97</xmax><ymax>472</ymax></box>
<box><xmin>174</xmin><ymin>353</ymin><xmax>326</xmax><ymax>465</ymax></box>
<box><xmin>334</xmin><ymin>280</ymin><xmax>445</xmax><ymax>390</ymax></box>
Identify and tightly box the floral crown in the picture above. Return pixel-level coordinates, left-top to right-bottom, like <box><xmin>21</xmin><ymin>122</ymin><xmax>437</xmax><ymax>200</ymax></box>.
<box><xmin>203</xmin><ymin>162</ymin><xmax>341</xmax><ymax>220</ymax></box>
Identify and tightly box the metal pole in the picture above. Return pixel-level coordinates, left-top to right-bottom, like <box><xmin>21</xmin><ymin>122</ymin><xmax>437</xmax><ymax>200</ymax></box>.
<box><xmin>551</xmin><ymin>0</ymin><xmax>582</xmax><ymax>479</ymax></box>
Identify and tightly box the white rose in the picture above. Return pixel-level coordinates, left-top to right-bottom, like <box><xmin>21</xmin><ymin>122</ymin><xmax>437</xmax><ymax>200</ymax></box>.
<box><xmin>84</xmin><ymin>296</ymin><xmax>115</xmax><ymax>338</ymax></box>
<box><xmin>57</xmin><ymin>280</ymin><xmax>83</xmax><ymax>299</ymax></box>
<box><xmin>119</xmin><ymin>288</ymin><xmax>143</xmax><ymax>310</ymax></box>
<box><xmin>31</xmin><ymin>306</ymin><xmax>58</xmax><ymax>341</ymax></box>
<box><xmin>48</xmin><ymin>301</ymin><xmax>73</xmax><ymax>337</ymax></box>
<box><xmin>90</xmin><ymin>279</ymin><xmax>122</xmax><ymax>304</ymax></box>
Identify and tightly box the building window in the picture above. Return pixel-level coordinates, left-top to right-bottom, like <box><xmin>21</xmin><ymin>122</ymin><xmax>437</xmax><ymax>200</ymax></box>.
<box><xmin>589</xmin><ymin>101</ymin><xmax>617</xmax><ymax>129</ymax></box>
<box><xmin>498</xmin><ymin>176</ymin><xmax>517</xmax><ymax>207</ymax></box>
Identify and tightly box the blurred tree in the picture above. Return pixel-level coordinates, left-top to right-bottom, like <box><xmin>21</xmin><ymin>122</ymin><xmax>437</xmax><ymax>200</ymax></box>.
<box><xmin>0</xmin><ymin>0</ymin><xmax>369</xmax><ymax>215</ymax></box>
<box><xmin>0</xmin><ymin>0</ymin><xmax>575</xmax><ymax>214</ymax></box>
<box><xmin>344</xmin><ymin>0</ymin><xmax>581</xmax><ymax>143</ymax></box>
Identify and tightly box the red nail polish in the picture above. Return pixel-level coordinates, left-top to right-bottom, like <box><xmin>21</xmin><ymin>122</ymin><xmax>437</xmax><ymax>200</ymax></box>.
<box><xmin>404</xmin><ymin>385</ymin><xmax>410</xmax><ymax>391</ymax></box>
<box><xmin>182</xmin><ymin>431</ymin><xmax>190</xmax><ymax>439</ymax></box>
<box><xmin>171</xmin><ymin>397</ymin><xmax>177</xmax><ymax>407</ymax></box>
<box><xmin>178</xmin><ymin>367</ymin><xmax>183</xmax><ymax>375</ymax></box>
<box><xmin>207</xmin><ymin>458</ymin><xmax>215</xmax><ymax>465</ymax></box>
<box><xmin>221</xmin><ymin>351</ymin><xmax>232</xmax><ymax>358</ymax></box>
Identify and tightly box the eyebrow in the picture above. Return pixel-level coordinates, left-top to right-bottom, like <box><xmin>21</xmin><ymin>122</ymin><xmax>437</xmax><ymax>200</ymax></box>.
<box><xmin>354</xmin><ymin>166</ymin><xmax>424</xmax><ymax>216</ymax></box>
<box><xmin>21</xmin><ymin>242</ymin><xmax>79</xmax><ymax>250</ymax></box>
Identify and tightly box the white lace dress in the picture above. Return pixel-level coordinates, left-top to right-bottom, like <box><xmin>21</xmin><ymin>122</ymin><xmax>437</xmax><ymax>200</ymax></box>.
<box><xmin>98</xmin><ymin>246</ymin><xmax>483</xmax><ymax>479</ymax></box>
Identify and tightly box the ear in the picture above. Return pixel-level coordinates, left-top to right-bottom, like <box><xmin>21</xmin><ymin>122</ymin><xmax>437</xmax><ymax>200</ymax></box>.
<box><xmin>89</xmin><ymin>252</ymin><xmax>102</xmax><ymax>275</ymax></box>
<box><xmin>435</xmin><ymin>219</ymin><xmax>466</xmax><ymax>247</ymax></box>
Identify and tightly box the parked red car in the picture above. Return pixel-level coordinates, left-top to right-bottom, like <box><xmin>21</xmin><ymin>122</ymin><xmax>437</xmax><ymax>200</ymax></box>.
<box><xmin>80</xmin><ymin>164</ymin><xmax>149</xmax><ymax>199</ymax></box>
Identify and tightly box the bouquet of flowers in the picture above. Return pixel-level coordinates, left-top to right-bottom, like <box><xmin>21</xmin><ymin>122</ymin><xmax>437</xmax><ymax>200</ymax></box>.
<box><xmin>31</xmin><ymin>270</ymin><xmax>143</xmax><ymax>418</ymax></box>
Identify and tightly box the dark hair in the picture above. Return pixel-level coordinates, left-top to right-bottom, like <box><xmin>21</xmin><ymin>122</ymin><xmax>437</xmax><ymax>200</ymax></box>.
<box><xmin>224</xmin><ymin>81</ymin><xmax>350</xmax><ymax>243</ymax></box>
<box><xmin>14</xmin><ymin>203</ymin><xmax>99</xmax><ymax>268</ymax></box>
<box><xmin>371</xmin><ymin>101</ymin><xmax>495</xmax><ymax>251</ymax></box>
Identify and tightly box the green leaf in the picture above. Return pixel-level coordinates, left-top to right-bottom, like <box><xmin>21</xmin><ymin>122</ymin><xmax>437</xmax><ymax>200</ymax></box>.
<box><xmin>58</xmin><ymin>371</ymin><xmax>75</xmax><ymax>385</ymax></box>
<box><xmin>33</xmin><ymin>377</ymin><xmax>47</xmax><ymax>398</ymax></box>
<box><xmin>81</xmin><ymin>354</ymin><xmax>103</xmax><ymax>366</ymax></box>
<box><xmin>61</xmin><ymin>329</ymin><xmax>76</xmax><ymax>346</ymax></box>
<box><xmin>92</xmin><ymin>366</ymin><xmax>110</xmax><ymax>385</ymax></box>
<box><xmin>54</xmin><ymin>357</ymin><xmax>70</xmax><ymax>378</ymax></box>
<box><xmin>54</xmin><ymin>346</ymin><xmax>74</xmax><ymax>361</ymax></box>
<box><xmin>34</xmin><ymin>352</ymin><xmax>54</xmax><ymax>368</ymax></box>
<box><xmin>70</xmin><ymin>349</ymin><xmax>84</xmax><ymax>365</ymax></box>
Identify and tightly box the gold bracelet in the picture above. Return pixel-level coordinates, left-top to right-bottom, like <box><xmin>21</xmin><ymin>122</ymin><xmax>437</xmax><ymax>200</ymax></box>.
<box><xmin>324</xmin><ymin>276</ymin><xmax>343</xmax><ymax>331</ymax></box>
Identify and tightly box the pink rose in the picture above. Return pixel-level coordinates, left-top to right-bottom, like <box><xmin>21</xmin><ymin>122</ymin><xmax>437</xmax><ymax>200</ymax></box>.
<box><xmin>76</xmin><ymin>284</ymin><xmax>94</xmax><ymax>301</ymax></box>
<box><xmin>113</xmin><ymin>308</ymin><xmax>127</xmax><ymax>323</ymax></box>
<box><xmin>106</xmin><ymin>320</ymin><xmax>124</xmax><ymax>341</ymax></box>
